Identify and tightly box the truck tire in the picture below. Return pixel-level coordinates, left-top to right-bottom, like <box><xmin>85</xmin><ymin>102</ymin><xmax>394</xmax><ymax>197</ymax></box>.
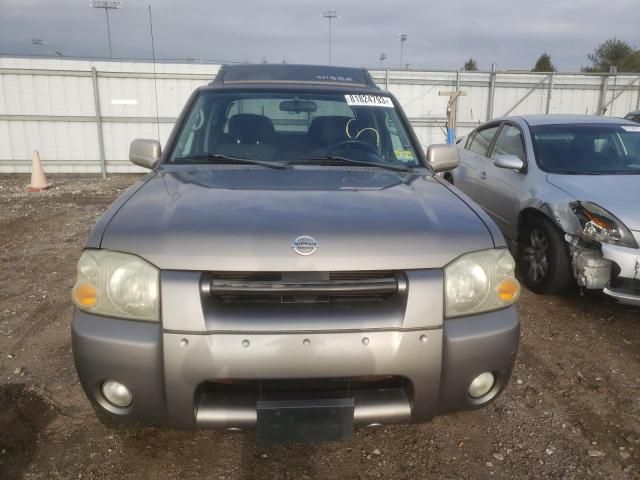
<box><xmin>519</xmin><ymin>215</ymin><xmax>572</xmax><ymax>294</ymax></box>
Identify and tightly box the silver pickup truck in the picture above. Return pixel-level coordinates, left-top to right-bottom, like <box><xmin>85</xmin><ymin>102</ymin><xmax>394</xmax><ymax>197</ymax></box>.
<box><xmin>71</xmin><ymin>64</ymin><xmax>520</xmax><ymax>443</ymax></box>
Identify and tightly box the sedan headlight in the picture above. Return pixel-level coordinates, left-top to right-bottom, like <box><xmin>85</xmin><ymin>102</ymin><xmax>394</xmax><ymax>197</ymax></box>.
<box><xmin>72</xmin><ymin>250</ymin><xmax>159</xmax><ymax>321</ymax></box>
<box><xmin>445</xmin><ymin>249</ymin><xmax>520</xmax><ymax>318</ymax></box>
<box><xmin>571</xmin><ymin>201</ymin><xmax>638</xmax><ymax>248</ymax></box>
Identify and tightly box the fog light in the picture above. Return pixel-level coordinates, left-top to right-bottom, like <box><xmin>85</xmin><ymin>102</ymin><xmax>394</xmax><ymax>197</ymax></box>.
<box><xmin>101</xmin><ymin>380</ymin><xmax>133</xmax><ymax>407</ymax></box>
<box><xmin>468</xmin><ymin>372</ymin><xmax>495</xmax><ymax>398</ymax></box>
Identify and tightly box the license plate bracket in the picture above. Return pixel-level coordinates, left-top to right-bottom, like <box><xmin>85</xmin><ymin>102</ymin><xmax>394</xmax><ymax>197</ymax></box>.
<box><xmin>256</xmin><ymin>398</ymin><xmax>355</xmax><ymax>444</ymax></box>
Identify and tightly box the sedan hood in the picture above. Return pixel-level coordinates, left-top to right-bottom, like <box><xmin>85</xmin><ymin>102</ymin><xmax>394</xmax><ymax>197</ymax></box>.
<box><xmin>100</xmin><ymin>166</ymin><xmax>494</xmax><ymax>271</ymax></box>
<box><xmin>547</xmin><ymin>174</ymin><xmax>640</xmax><ymax>231</ymax></box>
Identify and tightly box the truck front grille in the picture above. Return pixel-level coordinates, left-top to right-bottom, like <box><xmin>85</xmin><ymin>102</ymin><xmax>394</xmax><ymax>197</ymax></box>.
<box><xmin>204</xmin><ymin>271</ymin><xmax>405</xmax><ymax>304</ymax></box>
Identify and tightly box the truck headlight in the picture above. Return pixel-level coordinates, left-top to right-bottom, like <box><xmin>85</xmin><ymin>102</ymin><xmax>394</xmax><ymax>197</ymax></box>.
<box><xmin>445</xmin><ymin>249</ymin><xmax>520</xmax><ymax>318</ymax></box>
<box><xmin>571</xmin><ymin>201</ymin><xmax>638</xmax><ymax>248</ymax></box>
<box><xmin>72</xmin><ymin>250</ymin><xmax>159</xmax><ymax>321</ymax></box>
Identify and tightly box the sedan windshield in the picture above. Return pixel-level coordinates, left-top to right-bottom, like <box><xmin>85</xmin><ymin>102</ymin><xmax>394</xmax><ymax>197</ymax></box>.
<box><xmin>531</xmin><ymin>123</ymin><xmax>640</xmax><ymax>174</ymax></box>
<box><xmin>167</xmin><ymin>91</ymin><xmax>420</xmax><ymax>168</ymax></box>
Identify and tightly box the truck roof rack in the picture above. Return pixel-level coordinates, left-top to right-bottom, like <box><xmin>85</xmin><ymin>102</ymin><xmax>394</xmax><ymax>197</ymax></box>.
<box><xmin>212</xmin><ymin>64</ymin><xmax>378</xmax><ymax>89</ymax></box>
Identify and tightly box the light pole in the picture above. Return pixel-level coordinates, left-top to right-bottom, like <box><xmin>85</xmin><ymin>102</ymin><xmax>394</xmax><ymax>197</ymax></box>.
<box><xmin>321</xmin><ymin>10</ymin><xmax>339</xmax><ymax>65</ymax></box>
<box><xmin>379</xmin><ymin>52</ymin><xmax>387</xmax><ymax>68</ymax></box>
<box><xmin>90</xmin><ymin>0</ymin><xmax>122</xmax><ymax>58</ymax></box>
<box><xmin>399</xmin><ymin>33</ymin><xmax>407</xmax><ymax>69</ymax></box>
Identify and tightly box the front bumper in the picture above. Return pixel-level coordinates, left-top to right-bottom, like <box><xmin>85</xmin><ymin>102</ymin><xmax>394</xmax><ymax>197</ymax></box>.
<box><xmin>72</xmin><ymin>306</ymin><xmax>519</xmax><ymax>430</ymax></box>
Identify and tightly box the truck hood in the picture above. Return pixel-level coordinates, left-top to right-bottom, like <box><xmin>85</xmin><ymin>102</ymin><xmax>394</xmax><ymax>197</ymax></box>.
<box><xmin>547</xmin><ymin>174</ymin><xmax>640</xmax><ymax>231</ymax></box>
<box><xmin>100</xmin><ymin>166</ymin><xmax>495</xmax><ymax>271</ymax></box>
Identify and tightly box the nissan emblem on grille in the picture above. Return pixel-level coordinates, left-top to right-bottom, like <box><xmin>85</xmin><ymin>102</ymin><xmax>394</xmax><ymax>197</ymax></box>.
<box><xmin>291</xmin><ymin>236</ymin><xmax>318</xmax><ymax>256</ymax></box>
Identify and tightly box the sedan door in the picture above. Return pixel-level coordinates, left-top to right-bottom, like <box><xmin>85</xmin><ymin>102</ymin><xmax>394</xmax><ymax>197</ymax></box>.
<box><xmin>455</xmin><ymin>123</ymin><xmax>501</xmax><ymax>200</ymax></box>
<box><xmin>473</xmin><ymin>123</ymin><xmax>528</xmax><ymax>241</ymax></box>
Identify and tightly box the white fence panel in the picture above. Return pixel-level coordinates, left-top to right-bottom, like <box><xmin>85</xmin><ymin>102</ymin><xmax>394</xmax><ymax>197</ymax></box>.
<box><xmin>0</xmin><ymin>57</ymin><xmax>639</xmax><ymax>173</ymax></box>
<box><xmin>0</xmin><ymin>73</ymin><xmax>94</xmax><ymax>116</ymax></box>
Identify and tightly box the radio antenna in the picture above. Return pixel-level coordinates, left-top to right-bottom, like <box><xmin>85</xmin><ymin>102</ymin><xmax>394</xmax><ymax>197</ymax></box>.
<box><xmin>148</xmin><ymin>5</ymin><xmax>160</xmax><ymax>142</ymax></box>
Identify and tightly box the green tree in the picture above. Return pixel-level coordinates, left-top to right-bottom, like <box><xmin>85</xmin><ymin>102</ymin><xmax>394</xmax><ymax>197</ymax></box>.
<box><xmin>532</xmin><ymin>53</ymin><xmax>556</xmax><ymax>72</ymax></box>
<box><xmin>583</xmin><ymin>38</ymin><xmax>640</xmax><ymax>72</ymax></box>
<box><xmin>463</xmin><ymin>58</ymin><xmax>478</xmax><ymax>71</ymax></box>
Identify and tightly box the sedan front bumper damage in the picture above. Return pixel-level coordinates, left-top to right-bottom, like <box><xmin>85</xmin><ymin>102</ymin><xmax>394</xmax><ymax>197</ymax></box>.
<box><xmin>567</xmin><ymin>231</ymin><xmax>640</xmax><ymax>306</ymax></box>
<box><xmin>601</xmin><ymin>238</ymin><xmax>640</xmax><ymax>306</ymax></box>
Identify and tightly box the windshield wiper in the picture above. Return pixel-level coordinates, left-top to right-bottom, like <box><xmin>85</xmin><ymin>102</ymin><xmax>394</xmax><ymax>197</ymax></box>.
<box><xmin>289</xmin><ymin>155</ymin><xmax>412</xmax><ymax>173</ymax></box>
<box><xmin>172</xmin><ymin>154</ymin><xmax>287</xmax><ymax>170</ymax></box>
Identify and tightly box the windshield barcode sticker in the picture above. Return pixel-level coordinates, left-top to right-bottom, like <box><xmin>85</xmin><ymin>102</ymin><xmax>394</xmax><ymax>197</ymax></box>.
<box><xmin>621</xmin><ymin>125</ymin><xmax>640</xmax><ymax>132</ymax></box>
<box><xmin>345</xmin><ymin>94</ymin><xmax>394</xmax><ymax>107</ymax></box>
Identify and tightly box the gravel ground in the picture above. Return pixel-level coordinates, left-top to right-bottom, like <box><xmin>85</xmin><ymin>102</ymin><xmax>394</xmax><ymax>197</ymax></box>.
<box><xmin>0</xmin><ymin>174</ymin><xmax>639</xmax><ymax>480</ymax></box>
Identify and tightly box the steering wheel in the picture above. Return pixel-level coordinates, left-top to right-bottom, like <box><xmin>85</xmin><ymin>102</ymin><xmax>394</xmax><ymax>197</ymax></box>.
<box><xmin>328</xmin><ymin>140</ymin><xmax>379</xmax><ymax>155</ymax></box>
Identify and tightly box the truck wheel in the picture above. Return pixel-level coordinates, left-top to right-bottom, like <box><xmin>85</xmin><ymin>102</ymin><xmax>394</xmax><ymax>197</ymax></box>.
<box><xmin>519</xmin><ymin>215</ymin><xmax>572</xmax><ymax>294</ymax></box>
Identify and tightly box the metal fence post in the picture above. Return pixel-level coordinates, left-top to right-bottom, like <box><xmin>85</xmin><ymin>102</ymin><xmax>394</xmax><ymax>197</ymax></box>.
<box><xmin>597</xmin><ymin>74</ymin><xmax>610</xmax><ymax>116</ymax></box>
<box><xmin>385</xmin><ymin>68</ymin><xmax>390</xmax><ymax>91</ymax></box>
<box><xmin>91</xmin><ymin>66</ymin><xmax>107</xmax><ymax>179</ymax></box>
<box><xmin>486</xmin><ymin>63</ymin><xmax>497</xmax><ymax>121</ymax></box>
<box><xmin>454</xmin><ymin>70</ymin><xmax>461</xmax><ymax>138</ymax></box>
<box><xmin>545</xmin><ymin>73</ymin><xmax>554</xmax><ymax>114</ymax></box>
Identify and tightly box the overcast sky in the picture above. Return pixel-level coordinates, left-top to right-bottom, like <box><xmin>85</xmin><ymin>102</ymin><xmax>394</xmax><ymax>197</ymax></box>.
<box><xmin>0</xmin><ymin>0</ymin><xmax>638</xmax><ymax>71</ymax></box>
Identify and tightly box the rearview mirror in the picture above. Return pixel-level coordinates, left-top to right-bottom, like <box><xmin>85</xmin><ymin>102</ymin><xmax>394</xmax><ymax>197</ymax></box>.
<box><xmin>129</xmin><ymin>139</ymin><xmax>161</xmax><ymax>169</ymax></box>
<box><xmin>494</xmin><ymin>154</ymin><xmax>524</xmax><ymax>171</ymax></box>
<box><xmin>426</xmin><ymin>144</ymin><xmax>460</xmax><ymax>172</ymax></box>
<box><xmin>280</xmin><ymin>99</ymin><xmax>318</xmax><ymax>113</ymax></box>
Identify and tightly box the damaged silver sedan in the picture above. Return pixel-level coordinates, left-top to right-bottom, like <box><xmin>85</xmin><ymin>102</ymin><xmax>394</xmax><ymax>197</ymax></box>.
<box><xmin>450</xmin><ymin>115</ymin><xmax>640</xmax><ymax>305</ymax></box>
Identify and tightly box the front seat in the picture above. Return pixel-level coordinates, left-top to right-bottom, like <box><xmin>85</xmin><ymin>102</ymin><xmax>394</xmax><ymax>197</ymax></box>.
<box><xmin>308</xmin><ymin>115</ymin><xmax>352</xmax><ymax>148</ymax></box>
<box><xmin>228</xmin><ymin>114</ymin><xmax>276</xmax><ymax>145</ymax></box>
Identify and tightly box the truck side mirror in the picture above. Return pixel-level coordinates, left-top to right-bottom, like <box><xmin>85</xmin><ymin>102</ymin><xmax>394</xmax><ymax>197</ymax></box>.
<box><xmin>129</xmin><ymin>139</ymin><xmax>161</xmax><ymax>169</ymax></box>
<box><xmin>426</xmin><ymin>144</ymin><xmax>460</xmax><ymax>173</ymax></box>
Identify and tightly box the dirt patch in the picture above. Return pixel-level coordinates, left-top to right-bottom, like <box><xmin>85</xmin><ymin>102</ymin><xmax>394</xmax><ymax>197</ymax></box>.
<box><xmin>0</xmin><ymin>173</ymin><xmax>639</xmax><ymax>479</ymax></box>
<box><xmin>0</xmin><ymin>384</ymin><xmax>58</xmax><ymax>478</ymax></box>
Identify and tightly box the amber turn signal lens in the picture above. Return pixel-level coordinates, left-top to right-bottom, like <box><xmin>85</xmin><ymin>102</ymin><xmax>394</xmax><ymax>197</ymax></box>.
<box><xmin>582</xmin><ymin>209</ymin><xmax>613</xmax><ymax>230</ymax></box>
<box><xmin>497</xmin><ymin>278</ymin><xmax>520</xmax><ymax>302</ymax></box>
<box><xmin>75</xmin><ymin>283</ymin><xmax>98</xmax><ymax>307</ymax></box>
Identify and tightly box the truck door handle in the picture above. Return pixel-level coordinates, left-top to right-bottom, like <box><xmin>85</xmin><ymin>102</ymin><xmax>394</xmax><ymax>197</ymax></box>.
<box><xmin>479</xmin><ymin>172</ymin><xmax>487</xmax><ymax>180</ymax></box>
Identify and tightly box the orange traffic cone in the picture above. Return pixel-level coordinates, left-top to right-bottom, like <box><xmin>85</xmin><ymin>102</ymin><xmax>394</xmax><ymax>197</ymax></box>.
<box><xmin>27</xmin><ymin>150</ymin><xmax>52</xmax><ymax>192</ymax></box>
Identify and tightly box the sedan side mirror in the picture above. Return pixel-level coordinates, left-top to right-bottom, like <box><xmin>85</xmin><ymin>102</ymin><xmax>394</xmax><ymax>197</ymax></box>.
<box><xmin>129</xmin><ymin>139</ymin><xmax>161</xmax><ymax>169</ymax></box>
<box><xmin>494</xmin><ymin>154</ymin><xmax>524</xmax><ymax>171</ymax></box>
<box><xmin>426</xmin><ymin>144</ymin><xmax>460</xmax><ymax>173</ymax></box>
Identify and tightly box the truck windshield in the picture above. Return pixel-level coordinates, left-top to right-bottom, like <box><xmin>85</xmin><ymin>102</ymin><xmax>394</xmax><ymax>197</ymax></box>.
<box><xmin>168</xmin><ymin>91</ymin><xmax>420</xmax><ymax>168</ymax></box>
<box><xmin>531</xmin><ymin>124</ymin><xmax>640</xmax><ymax>174</ymax></box>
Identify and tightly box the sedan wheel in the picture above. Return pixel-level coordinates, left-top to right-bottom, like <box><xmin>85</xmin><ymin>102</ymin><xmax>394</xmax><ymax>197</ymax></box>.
<box><xmin>518</xmin><ymin>215</ymin><xmax>572</xmax><ymax>295</ymax></box>
<box><xmin>522</xmin><ymin>228</ymin><xmax>549</xmax><ymax>284</ymax></box>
